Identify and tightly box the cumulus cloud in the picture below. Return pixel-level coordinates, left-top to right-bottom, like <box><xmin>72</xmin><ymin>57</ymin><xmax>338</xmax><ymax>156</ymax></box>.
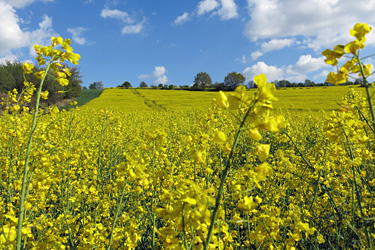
<box><xmin>174</xmin><ymin>12</ymin><xmax>190</xmax><ymax>25</ymax></box>
<box><xmin>67</xmin><ymin>27</ymin><xmax>88</xmax><ymax>45</ymax></box>
<box><xmin>249</xmin><ymin>38</ymin><xmax>296</xmax><ymax>61</ymax></box>
<box><xmin>293</xmin><ymin>55</ymin><xmax>327</xmax><ymax>73</ymax></box>
<box><xmin>244</xmin><ymin>0</ymin><xmax>375</xmax><ymax>51</ymax></box>
<box><xmin>243</xmin><ymin>55</ymin><xmax>327</xmax><ymax>83</ymax></box>
<box><xmin>3</xmin><ymin>0</ymin><xmax>54</xmax><ymax>8</ymax></box>
<box><xmin>121</xmin><ymin>19</ymin><xmax>145</xmax><ymax>34</ymax></box>
<box><xmin>0</xmin><ymin>54</ymin><xmax>18</xmax><ymax>65</ymax></box>
<box><xmin>217</xmin><ymin>0</ymin><xmax>239</xmax><ymax>20</ymax></box>
<box><xmin>100</xmin><ymin>7</ymin><xmax>145</xmax><ymax>35</ymax></box>
<box><xmin>243</xmin><ymin>61</ymin><xmax>284</xmax><ymax>82</ymax></box>
<box><xmin>0</xmin><ymin>2</ymin><xmax>25</xmax><ymax>56</ymax></box>
<box><xmin>0</xmin><ymin>1</ymin><xmax>56</xmax><ymax>62</ymax></box>
<box><xmin>250</xmin><ymin>51</ymin><xmax>263</xmax><ymax>60</ymax></box>
<box><xmin>197</xmin><ymin>0</ymin><xmax>219</xmax><ymax>15</ymax></box>
<box><xmin>174</xmin><ymin>0</ymin><xmax>238</xmax><ymax>25</ymax></box>
<box><xmin>261</xmin><ymin>38</ymin><xmax>296</xmax><ymax>53</ymax></box>
<box><xmin>153</xmin><ymin>66</ymin><xmax>168</xmax><ymax>84</ymax></box>
<box><xmin>100</xmin><ymin>7</ymin><xmax>134</xmax><ymax>23</ymax></box>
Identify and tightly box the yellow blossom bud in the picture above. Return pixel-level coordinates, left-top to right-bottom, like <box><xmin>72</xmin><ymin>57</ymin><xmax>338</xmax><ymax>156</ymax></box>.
<box><xmin>22</xmin><ymin>62</ymin><xmax>34</xmax><ymax>74</ymax></box>
<box><xmin>256</xmin><ymin>144</ymin><xmax>270</xmax><ymax>162</ymax></box>
<box><xmin>249</xmin><ymin>128</ymin><xmax>262</xmax><ymax>141</ymax></box>
<box><xmin>213</xmin><ymin>130</ymin><xmax>227</xmax><ymax>145</ymax></box>
<box><xmin>40</xmin><ymin>90</ymin><xmax>49</xmax><ymax>100</ymax></box>
<box><xmin>238</xmin><ymin>196</ymin><xmax>262</xmax><ymax>211</ymax></box>
<box><xmin>213</xmin><ymin>91</ymin><xmax>229</xmax><ymax>109</ymax></box>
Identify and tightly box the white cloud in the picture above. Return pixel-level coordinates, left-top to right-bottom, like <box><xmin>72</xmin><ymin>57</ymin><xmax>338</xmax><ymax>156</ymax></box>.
<box><xmin>67</xmin><ymin>27</ymin><xmax>88</xmax><ymax>45</ymax></box>
<box><xmin>24</xmin><ymin>14</ymin><xmax>56</xmax><ymax>55</ymax></box>
<box><xmin>261</xmin><ymin>38</ymin><xmax>296</xmax><ymax>53</ymax></box>
<box><xmin>121</xmin><ymin>19</ymin><xmax>145</xmax><ymax>34</ymax></box>
<box><xmin>100</xmin><ymin>7</ymin><xmax>145</xmax><ymax>35</ymax></box>
<box><xmin>314</xmin><ymin>70</ymin><xmax>331</xmax><ymax>81</ymax></box>
<box><xmin>3</xmin><ymin>0</ymin><xmax>53</xmax><ymax>8</ymax></box>
<box><xmin>293</xmin><ymin>55</ymin><xmax>327</xmax><ymax>73</ymax></box>
<box><xmin>0</xmin><ymin>2</ymin><xmax>25</xmax><ymax>56</ymax></box>
<box><xmin>217</xmin><ymin>0</ymin><xmax>239</xmax><ymax>20</ymax></box>
<box><xmin>197</xmin><ymin>0</ymin><xmax>219</xmax><ymax>15</ymax></box>
<box><xmin>175</xmin><ymin>0</ymin><xmax>238</xmax><ymax>26</ymax></box>
<box><xmin>174</xmin><ymin>12</ymin><xmax>190</xmax><ymax>25</ymax></box>
<box><xmin>245</xmin><ymin>0</ymin><xmax>375</xmax><ymax>51</ymax></box>
<box><xmin>0</xmin><ymin>1</ymin><xmax>56</xmax><ymax>61</ymax></box>
<box><xmin>243</xmin><ymin>55</ymin><xmax>329</xmax><ymax>83</ymax></box>
<box><xmin>249</xmin><ymin>39</ymin><xmax>296</xmax><ymax>61</ymax></box>
<box><xmin>100</xmin><ymin>7</ymin><xmax>134</xmax><ymax>23</ymax></box>
<box><xmin>243</xmin><ymin>61</ymin><xmax>284</xmax><ymax>82</ymax></box>
<box><xmin>250</xmin><ymin>51</ymin><xmax>263</xmax><ymax>60</ymax></box>
<box><xmin>0</xmin><ymin>54</ymin><xmax>17</xmax><ymax>64</ymax></box>
<box><xmin>138</xmin><ymin>74</ymin><xmax>151</xmax><ymax>79</ymax></box>
<box><xmin>153</xmin><ymin>66</ymin><xmax>168</xmax><ymax>84</ymax></box>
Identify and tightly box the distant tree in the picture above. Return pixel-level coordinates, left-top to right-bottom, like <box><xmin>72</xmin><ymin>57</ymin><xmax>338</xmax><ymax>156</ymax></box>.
<box><xmin>89</xmin><ymin>81</ymin><xmax>104</xmax><ymax>90</ymax></box>
<box><xmin>83</xmin><ymin>86</ymin><xmax>87</xmax><ymax>90</ymax></box>
<box><xmin>224</xmin><ymin>72</ymin><xmax>246</xmax><ymax>91</ymax></box>
<box><xmin>194</xmin><ymin>72</ymin><xmax>212</xmax><ymax>90</ymax></box>
<box><xmin>213</xmin><ymin>82</ymin><xmax>225</xmax><ymax>91</ymax></box>
<box><xmin>158</xmin><ymin>83</ymin><xmax>163</xmax><ymax>88</ymax></box>
<box><xmin>273</xmin><ymin>80</ymin><xmax>279</xmax><ymax>88</ymax></box>
<box><xmin>354</xmin><ymin>78</ymin><xmax>363</xmax><ymax>85</ymax></box>
<box><xmin>304</xmin><ymin>79</ymin><xmax>315</xmax><ymax>87</ymax></box>
<box><xmin>168</xmin><ymin>84</ymin><xmax>176</xmax><ymax>90</ymax></box>
<box><xmin>248</xmin><ymin>80</ymin><xmax>255</xmax><ymax>88</ymax></box>
<box><xmin>121</xmin><ymin>81</ymin><xmax>132</xmax><ymax>88</ymax></box>
<box><xmin>278</xmin><ymin>80</ymin><xmax>290</xmax><ymax>88</ymax></box>
<box><xmin>139</xmin><ymin>81</ymin><xmax>148</xmax><ymax>88</ymax></box>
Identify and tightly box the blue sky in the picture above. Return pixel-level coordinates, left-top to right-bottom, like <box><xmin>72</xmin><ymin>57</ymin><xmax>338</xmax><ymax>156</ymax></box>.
<box><xmin>1</xmin><ymin>0</ymin><xmax>375</xmax><ymax>88</ymax></box>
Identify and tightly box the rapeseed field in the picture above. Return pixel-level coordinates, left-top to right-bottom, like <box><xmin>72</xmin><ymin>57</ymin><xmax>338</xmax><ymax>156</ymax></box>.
<box><xmin>1</xmin><ymin>24</ymin><xmax>375</xmax><ymax>250</ymax></box>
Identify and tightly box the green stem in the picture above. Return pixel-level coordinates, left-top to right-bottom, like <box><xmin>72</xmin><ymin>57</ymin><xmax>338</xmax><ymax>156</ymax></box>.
<box><xmin>356</xmin><ymin>54</ymin><xmax>375</xmax><ymax>133</ymax></box>
<box><xmin>340</xmin><ymin>123</ymin><xmax>372</xmax><ymax>249</ymax></box>
<box><xmin>107</xmin><ymin>186</ymin><xmax>126</xmax><ymax>250</ymax></box>
<box><xmin>16</xmin><ymin>57</ymin><xmax>56</xmax><ymax>250</ymax></box>
<box><xmin>204</xmin><ymin>100</ymin><xmax>257</xmax><ymax>249</ymax></box>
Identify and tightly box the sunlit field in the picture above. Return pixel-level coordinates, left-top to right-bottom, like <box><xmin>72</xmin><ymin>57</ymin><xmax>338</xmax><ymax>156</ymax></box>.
<box><xmin>82</xmin><ymin>85</ymin><xmax>374</xmax><ymax>112</ymax></box>
<box><xmin>1</xmin><ymin>24</ymin><xmax>375</xmax><ymax>250</ymax></box>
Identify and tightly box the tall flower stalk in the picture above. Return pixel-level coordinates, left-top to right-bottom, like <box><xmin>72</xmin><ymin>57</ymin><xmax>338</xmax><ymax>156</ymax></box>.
<box><xmin>16</xmin><ymin>37</ymin><xmax>80</xmax><ymax>250</ymax></box>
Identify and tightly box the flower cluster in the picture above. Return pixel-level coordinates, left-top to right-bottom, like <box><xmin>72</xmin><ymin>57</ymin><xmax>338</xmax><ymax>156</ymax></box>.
<box><xmin>23</xmin><ymin>37</ymin><xmax>80</xmax><ymax>87</ymax></box>
<box><xmin>322</xmin><ymin>23</ymin><xmax>372</xmax><ymax>85</ymax></box>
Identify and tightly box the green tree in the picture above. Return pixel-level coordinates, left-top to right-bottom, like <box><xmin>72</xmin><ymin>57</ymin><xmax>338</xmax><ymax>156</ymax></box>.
<box><xmin>194</xmin><ymin>72</ymin><xmax>212</xmax><ymax>90</ymax></box>
<box><xmin>139</xmin><ymin>81</ymin><xmax>148</xmax><ymax>88</ymax></box>
<box><xmin>0</xmin><ymin>61</ymin><xmax>24</xmax><ymax>92</ymax></box>
<box><xmin>121</xmin><ymin>81</ymin><xmax>132</xmax><ymax>88</ymax></box>
<box><xmin>0</xmin><ymin>61</ymin><xmax>83</xmax><ymax>105</ymax></box>
<box><xmin>89</xmin><ymin>81</ymin><xmax>104</xmax><ymax>90</ymax></box>
<box><xmin>224</xmin><ymin>72</ymin><xmax>246</xmax><ymax>91</ymax></box>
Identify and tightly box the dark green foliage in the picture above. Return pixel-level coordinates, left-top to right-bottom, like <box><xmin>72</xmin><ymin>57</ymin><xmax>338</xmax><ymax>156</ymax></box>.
<box><xmin>0</xmin><ymin>60</ymin><xmax>83</xmax><ymax>105</ymax></box>
<box><xmin>139</xmin><ymin>81</ymin><xmax>148</xmax><ymax>88</ymax></box>
<box><xmin>224</xmin><ymin>72</ymin><xmax>246</xmax><ymax>91</ymax></box>
<box><xmin>0</xmin><ymin>61</ymin><xmax>24</xmax><ymax>93</ymax></box>
<box><xmin>120</xmin><ymin>81</ymin><xmax>132</xmax><ymax>88</ymax></box>
<box><xmin>193</xmin><ymin>72</ymin><xmax>212</xmax><ymax>90</ymax></box>
<box><xmin>89</xmin><ymin>81</ymin><xmax>104</xmax><ymax>90</ymax></box>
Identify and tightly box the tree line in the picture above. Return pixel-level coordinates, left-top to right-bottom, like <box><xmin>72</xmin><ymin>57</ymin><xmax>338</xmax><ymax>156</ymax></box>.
<box><xmin>0</xmin><ymin>61</ymin><xmax>82</xmax><ymax>105</ymax></box>
<box><xmin>110</xmin><ymin>71</ymin><xmax>360</xmax><ymax>92</ymax></box>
